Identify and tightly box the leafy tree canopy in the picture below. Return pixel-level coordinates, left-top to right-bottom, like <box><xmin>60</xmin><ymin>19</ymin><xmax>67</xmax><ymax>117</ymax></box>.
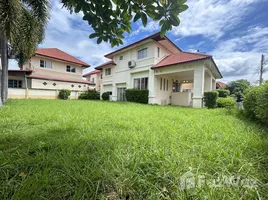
<box><xmin>227</xmin><ymin>79</ymin><xmax>251</xmax><ymax>95</ymax></box>
<box><xmin>61</xmin><ymin>0</ymin><xmax>188</xmax><ymax>47</ymax></box>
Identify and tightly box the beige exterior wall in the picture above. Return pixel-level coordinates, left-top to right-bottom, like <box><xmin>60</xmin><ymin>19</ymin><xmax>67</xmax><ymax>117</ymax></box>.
<box><xmin>30</xmin><ymin>78</ymin><xmax>91</xmax><ymax>91</ymax></box>
<box><xmin>23</xmin><ymin>56</ymin><xmax>84</xmax><ymax>79</ymax></box>
<box><xmin>8</xmin><ymin>88</ymin><xmax>83</xmax><ymax>99</ymax></box>
<box><xmin>86</xmin><ymin>73</ymin><xmax>101</xmax><ymax>91</ymax></box>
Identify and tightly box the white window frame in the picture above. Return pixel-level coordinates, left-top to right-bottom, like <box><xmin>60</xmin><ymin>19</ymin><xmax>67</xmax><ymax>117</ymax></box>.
<box><xmin>105</xmin><ymin>68</ymin><xmax>111</xmax><ymax>76</ymax></box>
<box><xmin>66</xmin><ymin>65</ymin><xmax>76</xmax><ymax>73</ymax></box>
<box><xmin>8</xmin><ymin>80</ymin><xmax>22</xmax><ymax>88</ymax></box>
<box><xmin>134</xmin><ymin>77</ymin><xmax>148</xmax><ymax>89</ymax></box>
<box><xmin>137</xmin><ymin>48</ymin><xmax>148</xmax><ymax>60</ymax></box>
<box><xmin>40</xmin><ymin>60</ymin><xmax>52</xmax><ymax>69</ymax></box>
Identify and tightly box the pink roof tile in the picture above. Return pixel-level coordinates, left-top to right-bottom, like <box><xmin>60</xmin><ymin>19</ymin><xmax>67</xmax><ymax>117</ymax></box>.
<box><xmin>95</xmin><ymin>60</ymin><xmax>116</xmax><ymax>70</ymax></box>
<box><xmin>152</xmin><ymin>51</ymin><xmax>212</xmax><ymax>69</ymax></box>
<box><xmin>35</xmin><ymin>48</ymin><xmax>90</xmax><ymax>67</ymax></box>
<box><xmin>217</xmin><ymin>81</ymin><xmax>227</xmax><ymax>87</ymax></box>
<box><xmin>83</xmin><ymin>70</ymin><xmax>101</xmax><ymax>77</ymax></box>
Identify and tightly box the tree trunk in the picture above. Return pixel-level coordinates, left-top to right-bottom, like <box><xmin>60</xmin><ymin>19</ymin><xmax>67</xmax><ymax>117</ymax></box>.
<box><xmin>0</xmin><ymin>35</ymin><xmax>8</xmax><ymax>104</ymax></box>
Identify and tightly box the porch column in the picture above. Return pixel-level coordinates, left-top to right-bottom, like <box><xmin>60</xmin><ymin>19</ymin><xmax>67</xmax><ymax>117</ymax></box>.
<box><xmin>204</xmin><ymin>71</ymin><xmax>213</xmax><ymax>91</ymax></box>
<box><xmin>212</xmin><ymin>78</ymin><xmax>216</xmax><ymax>90</ymax></box>
<box><xmin>111</xmin><ymin>83</ymin><xmax>117</xmax><ymax>101</ymax></box>
<box><xmin>193</xmin><ymin>66</ymin><xmax>205</xmax><ymax>108</ymax></box>
<box><xmin>148</xmin><ymin>69</ymin><xmax>157</xmax><ymax>104</ymax></box>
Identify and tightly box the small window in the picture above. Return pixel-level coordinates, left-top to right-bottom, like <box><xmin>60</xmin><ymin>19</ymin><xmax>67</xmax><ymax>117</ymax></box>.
<box><xmin>66</xmin><ymin>65</ymin><xmax>76</xmax><ymax>73</ymax></box>
<box><xmin>137</xmin><ymin>48</ymin><xmax>148</xmax><ymax>59</ymax></box>
<box><xmin>40</xmin><ymin>60</ymin><xmax>52</xmax><ymax>69</ymax></box>
<box><xmin>157</xmin><ymin>47</ymin><xmax>160</xmax><ymax>58</ymax></box>
<box><xmin>134</xmin><ymin>77</ymin><xmax>148</xmax><ymax>89</ymax></box>
<box><xmin>105</xmin><ymin>68</ymin><xmax>111</xmax><ymax>76</ymax></box>
<box><xmin>160</xmin><ymin>78</ymin><xmax>162</xmax><ymax>90</ymax></box>
<box><xmin>92</xmin><ymin>78</ymin><xmax>95</xmax><ymax>83</ymax></box>
<box><xmin>8</xmin><ymin>80</ymin><xmax>22</xmax><ymax>88</ymax></box>
<box><xmin>119</xmin><ymin>56</ymin><xmax>123</xmax><ymax>60</ymax></box>
<box><xmin>164</xmin><ymin>78</ymin><xmax>166</xmax><ymax>91</ymax></box>
<box><xmin>166</xmin><ymin>80</ymin><xmax>168</xmax><ymax>91</ymax></box>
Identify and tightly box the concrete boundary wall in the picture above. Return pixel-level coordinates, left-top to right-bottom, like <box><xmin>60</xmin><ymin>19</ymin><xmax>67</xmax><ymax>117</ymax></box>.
<box><xmin>8</xmin><ymin>88</ymin><xmax>83</xmax><ymax>99</ymax></box>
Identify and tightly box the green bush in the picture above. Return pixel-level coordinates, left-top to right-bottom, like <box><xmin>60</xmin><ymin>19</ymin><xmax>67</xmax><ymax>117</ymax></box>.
<box><xmin>78</xmin><ymin>90</ymin><xmax>100</xmax><ymax>100</ymax></box>
<box><xmin>244</xmin><ymin>83</ymin><xmax>268</xmax><ymax>124</ymax></box>
<box><xmin>216</xmin><ymin>89</ymin><xmax>230</xmax><ymax>98</ymax></box>
<box><xmin>126</xmin><ymin>89</ymin><xmax>149</xmax><ymax>104</ymax></box>
<box><xmin>217</xmin><ymin>97</ymin><xmax>236</xmax><ymax>109</ymax></box>
<box><xmin>59</xmin><ymin>89</ymin><xmax>71</xmax><ymax>100</ymax></box>
<box><xmin>204</xmin><ymin>91</ymin><xmax>218</xmax><ymax>109</ymax></box>
<box><xmin>102</xmin><ymin>92</ymin><xmax>110</xmax><ymax>101</ymax></box>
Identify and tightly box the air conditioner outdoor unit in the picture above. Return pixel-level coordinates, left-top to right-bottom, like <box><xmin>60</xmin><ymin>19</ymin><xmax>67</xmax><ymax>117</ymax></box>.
<box><xmin>128</xmin><ymin>60</ymin><xmax>136</xmax><ymax>68</ymax></box>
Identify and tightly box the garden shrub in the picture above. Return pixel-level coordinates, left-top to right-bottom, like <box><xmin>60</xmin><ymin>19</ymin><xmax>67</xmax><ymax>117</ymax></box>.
<box><xmin>59</xmin><ymin>89</ymin><xmax>71</xmax><ymax>100</ymax></box>
<box><xmin>126</xmin><ymin>89</ymin><xmax>149</xmax><ymax>104</ymax></box>
<box><xmin>217</xmin><ymin>97</ymin><xmax>236</xmax><ymax>109</ymax></box>
<box><xmin>78</xmin><ymin>90</ymin><xmax>100</xmax><ymax>100</ymax></box>
<box><xmin>216</xmin><ymin>89</ymin><xmax>230</xmax><ymax>98</ymax></box>
<box><xmin>204</xmin><ymin>91</ymin><xmax>218</xmax><ymax>109</ymax></box>
<box><xmin>102</xmin><ymin>92</ymin><xmax>110</xmax><ymax>101</ymax></box>
<box><xmin>244</xmin><ymin>83</ymin><xmax>268</xmax><ymax>124</ymax></box>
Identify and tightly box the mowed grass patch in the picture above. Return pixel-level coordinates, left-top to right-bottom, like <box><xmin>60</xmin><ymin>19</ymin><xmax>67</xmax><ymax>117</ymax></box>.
<box><xmin>0</xmin><ymin>99</ymin><xmax>267</xmax><ymax>199</ymax></box>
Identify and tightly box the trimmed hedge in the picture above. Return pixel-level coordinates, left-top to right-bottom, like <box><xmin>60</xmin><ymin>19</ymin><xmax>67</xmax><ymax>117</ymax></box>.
<box><xmin>126</xmin><ymin>89</ymin><xmax>149</xmax><ymax>104</ymax></box>
<box><xmin>204</xmin><ymin>91</ymin><xmax>218</xmax><ymax>109</ymax></box>
<box><xmin>216</xmin><ymin>89</ymin><xmax>230</xmax><ymax>98</ymax></box>
<box><xmin>244</xmin><ymin>83</ymin><xmax>268</xmax><ymax>124</ymax></box>
<box><xmin>59</xmin><ymin>89</ymin><xmax>71</xmax><ymax>100</ymax></box>
<box><xmin>217</xmin><ymin>97</ymin><xmax>236</xmax><ymax>109</ymax></box>
<box><xmin>102</xmin><ymin>92</ymin><xmax>110</xmax><ymax>101</ymax></box>
<box><xmin>78</xmin><ymin>90</ymin><xmax>100</xmax><ymax>100</ymax></box>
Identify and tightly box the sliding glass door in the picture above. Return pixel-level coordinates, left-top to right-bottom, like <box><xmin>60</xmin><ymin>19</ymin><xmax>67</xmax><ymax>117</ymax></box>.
<box><xmin>117</xmin><ymin>87</ymin><xmax>126</xmax><ymax>101</ymax></box>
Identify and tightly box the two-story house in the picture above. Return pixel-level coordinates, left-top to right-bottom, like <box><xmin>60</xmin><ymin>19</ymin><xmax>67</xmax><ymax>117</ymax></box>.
<box><xmin>94</xmin><ymin>32</ymin><xmax>222</xmax><ymax>108</ymax></box>
<box><xmin>83</xmin><ymin>70</ymin><xmax>101</xmax><ymax>91</ymax></box>
<box><xmin>8</xmin><ymin>48</ymin><xmax>94</xmax><ymax>94</ymax></box>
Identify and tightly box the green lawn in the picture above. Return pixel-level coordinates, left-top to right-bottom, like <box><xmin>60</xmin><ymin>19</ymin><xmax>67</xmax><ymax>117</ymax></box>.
<box><xmin>0</xmin><ymin>99</ymin><xmax>267</xmax><ymax>199</ymax></box>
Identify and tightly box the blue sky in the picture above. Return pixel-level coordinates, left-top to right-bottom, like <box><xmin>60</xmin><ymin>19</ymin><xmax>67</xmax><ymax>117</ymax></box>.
<box><xmin>10</xmin><ymin>0</ymin><xmax>268</xmax><ymax>83</ymax></box>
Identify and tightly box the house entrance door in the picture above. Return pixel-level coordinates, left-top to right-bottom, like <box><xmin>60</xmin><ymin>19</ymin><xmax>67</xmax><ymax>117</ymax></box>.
<box><xmin>117</xmin><ymin>87</ymin><xmax>126</xmax><ymax>101</ymax></box>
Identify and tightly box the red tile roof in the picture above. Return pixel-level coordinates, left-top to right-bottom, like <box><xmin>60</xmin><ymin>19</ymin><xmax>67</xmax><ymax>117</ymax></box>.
<box><xmin>35</xmin><ymin>48</ymin><xmax>90</xmax><ymax>67</ymax></box>
<box><xmin>216</xmin><ymin>81</ymin><xmax>227</xmax><ymax>87</ymax></box>
<box><xmin>83</xmin><ymin>70</ymin><xmax>101</xmax><ymax>77</ymax></box>
<box><xmin>104</xmin><ymin>32</ymin><xmax>181</xmax><ymax>59</ymax></box>
<box><xmin>152</xmin><ymin>51</ymin><xmax>212</xmax><ymax>69</ymax></box>
<box><xmin>95</xmin><ymin>60</ymin><xmax>116</xmax><ymax>70</ymax></box>
<box><xmin>28</xmin><ymin>74</ymin><xmax>94</xmax><ymax>85</ymax></box>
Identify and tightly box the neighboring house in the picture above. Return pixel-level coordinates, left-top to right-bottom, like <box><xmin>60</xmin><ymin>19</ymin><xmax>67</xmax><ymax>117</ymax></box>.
<box><xmin>216</xmin><ymin>81</ymin><xmax>227</xmax><ymax>89</ymax></box>
<box><xmin>8</xmin><ymin>48</ymin><xmax>94</xmax><ymax>91</ymax></box>
<box><xmin>8</xmin><ymin>48</ymin><xmax>94</xmax><ymax>99</ymax></box>
<box><xmin>94</xmin><ymin>32</ymin><xmax>222</xmax><ymax>108</ymax></box>
<box><xmin>83</xmin><ymin>70</ymin><xmax>101</xmax><ymax>91</ymax></box>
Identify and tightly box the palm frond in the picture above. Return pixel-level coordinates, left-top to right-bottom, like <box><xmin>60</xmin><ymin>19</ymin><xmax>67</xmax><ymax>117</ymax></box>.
<box><xmin>0</xmin><ymin>0</ymin><xmax>21</xmax><ymax>40</ymax></box>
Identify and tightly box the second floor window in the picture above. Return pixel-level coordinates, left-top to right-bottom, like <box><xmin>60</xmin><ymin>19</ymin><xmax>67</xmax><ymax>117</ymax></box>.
<box><xmin>105</xmin><ymin>68</ymin><xmax>111</xmax><ymax>76</ymax></box>
<box><xmin>157</xmin><ymin>47</ymin><xmax>160</xmax><ymax>58</ymax></box>
<box><xmin>66</xmin><ymin>65</ymin><xmax>76</xmax><ymax>73</ymax></box>
<box><xmin>40</xmin><ymin>60</ymin><xmax>52</xmax><ymax>69</ymax></box>
<box><xmin>137</xmin><ymin>48</ymin><xmax>148</xmax><ymax>59</ymax></box>
<box><xmin>92</xmin><ymin>78</ymin><xmax>95</xmax><ymax>83</ymax></box>
<box><xmin>134</xmin><ymin>77</ymin><xmax>148</xmax><ymax>89</ymax></box>
<box><xmin>8</xmin><ymin>80</ymin><xmax>22</xmax><ymax>88</ymax></box>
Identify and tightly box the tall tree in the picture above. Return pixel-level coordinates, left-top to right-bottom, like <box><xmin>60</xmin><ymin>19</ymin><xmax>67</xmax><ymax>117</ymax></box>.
<box><xmin>227</xmin><ymin>79</ymin><xmax>252</xmax><ymax>95</ymax></box>
<box><xmin>62</xmin><ymin>0</ymin><xmax>188</xmax><ymax>47</ymax></box>
<box><xmin>0</xmin><ymin>0</ymin><xmax>50</xmax><ymax>104</ymax></box>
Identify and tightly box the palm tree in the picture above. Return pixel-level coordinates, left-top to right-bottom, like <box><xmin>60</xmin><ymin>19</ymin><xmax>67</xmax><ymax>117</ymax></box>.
<box><xmin>0</xmin><ymin>0</ymin><xmax>50</xmax><ymax>104</ymax></box>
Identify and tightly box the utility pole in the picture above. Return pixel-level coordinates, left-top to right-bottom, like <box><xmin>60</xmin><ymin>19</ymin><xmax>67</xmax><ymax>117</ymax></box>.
<box><xmin>259</xmin><ymin>54</ymin><xmax>265</xmax><ymax>85</ymax></box>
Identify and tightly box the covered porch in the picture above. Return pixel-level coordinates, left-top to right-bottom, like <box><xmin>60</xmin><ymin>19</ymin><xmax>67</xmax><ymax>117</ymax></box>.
<box><xmin>149</xmin><ymin>60</ymin><xmax>218</xmax><ymax>108</ymax></box>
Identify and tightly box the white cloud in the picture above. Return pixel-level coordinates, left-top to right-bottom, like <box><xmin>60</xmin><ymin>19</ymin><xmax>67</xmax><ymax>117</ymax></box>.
<box><xmin>173</xmin><ymin>0</ymin><xmax>262</xmax><ymax>39</ymax></box>
<box><xmin>211</xmin><ymin>26</ymin><xmax>268</xmax><ymax>83</ymax></box>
